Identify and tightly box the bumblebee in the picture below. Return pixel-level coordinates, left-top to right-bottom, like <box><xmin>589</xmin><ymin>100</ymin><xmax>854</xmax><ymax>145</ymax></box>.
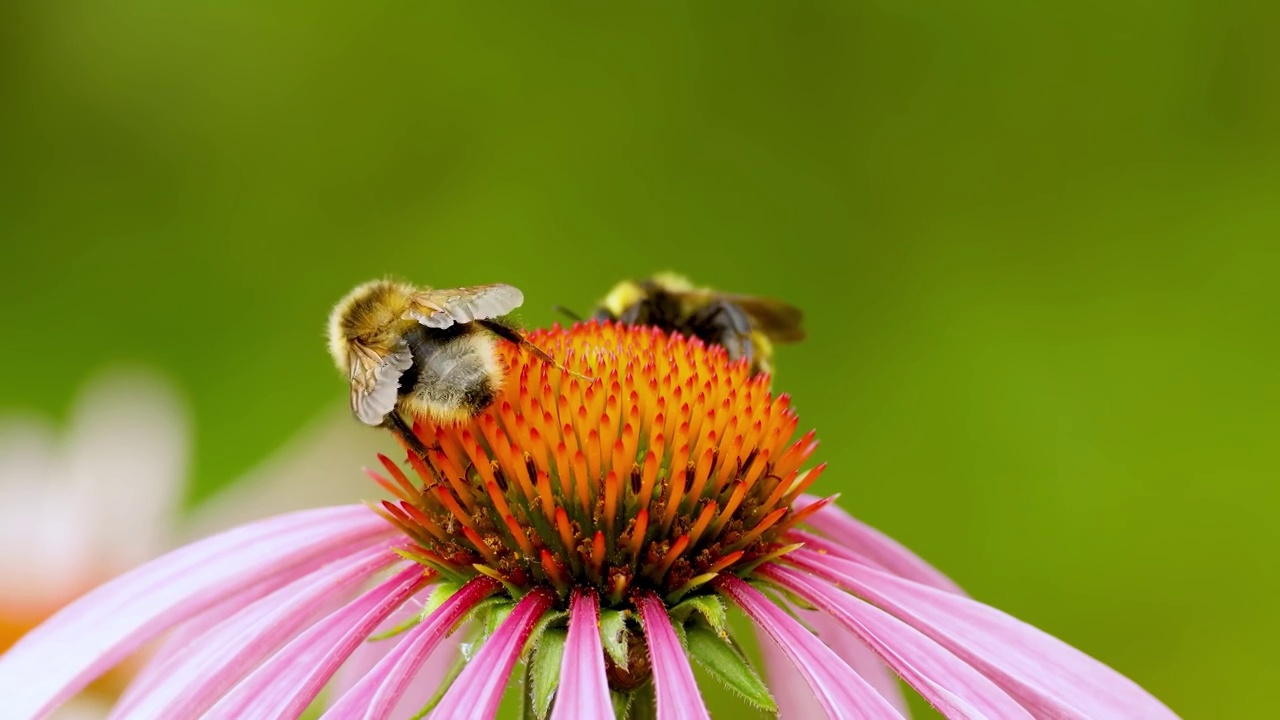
<box><xmin>328</xmin><ymin>279</ymin><xmax>570</xmax><ymax>452</ymax></box>
<box><xmin>593</xmin><ymin>272</ymin><xmax>804</xmax><ymax>375</ymax></box>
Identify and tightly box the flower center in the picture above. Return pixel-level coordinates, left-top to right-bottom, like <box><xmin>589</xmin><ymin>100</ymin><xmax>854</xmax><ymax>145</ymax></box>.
<box><xmin>369</xmin><ymin>322</ymin><xmax>829</xmax><ymax>607</ymax></box>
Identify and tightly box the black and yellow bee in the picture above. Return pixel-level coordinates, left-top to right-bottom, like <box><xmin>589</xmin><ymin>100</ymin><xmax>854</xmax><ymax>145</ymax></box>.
<box><xmin>593</xmin><ymin>273</ymin><xmax>805</xmax><ymax>376</ymax></box>
<box><xmin>328</xmin><ymin>279</ymin><xmax>572</xmax><ymax>451</ymax></box>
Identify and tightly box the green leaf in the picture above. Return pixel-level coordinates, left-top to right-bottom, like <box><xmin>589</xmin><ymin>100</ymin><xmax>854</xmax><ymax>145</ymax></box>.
<box><xmin>685</xmin><ymin>625</ymin><xmax>776</xmax><ymax>713</ymax></box>
<box><xmin>669</xmin><ymin>595</ymin><xmax>727</xmax><ymax>635</ymax></box>
<box><xmin>599</xmin><ymin>609</ymin><xmax>629</xmax><ymax>669</ymax></box>
<box><xmin>529</xmin><ymin>628</ymin><xmax>567</xmax><ymax>719</ymax></box>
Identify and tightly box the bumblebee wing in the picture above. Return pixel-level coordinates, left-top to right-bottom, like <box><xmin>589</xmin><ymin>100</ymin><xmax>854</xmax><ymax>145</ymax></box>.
<box><xmin>404</xmin><ymin>284</ymin><xmax>525</xmax><ymax>329</ymax></box>
<box><xmin>726</xmin><ymin>296</ymin><xmax>806</xmax><ymax>343</ymax></box>
<box><xmin>350</xmin><ymin>344</ymin><xmax>413</xmax><ymax>425</ymax></box>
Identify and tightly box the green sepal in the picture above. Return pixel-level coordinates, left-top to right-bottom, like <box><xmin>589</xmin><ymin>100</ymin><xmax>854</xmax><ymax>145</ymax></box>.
<box><xmin>684</xmin><ymin>624</ymin><xmax>776</xmax><ymax>713</ymax></box>
<box><xmin>670</xmin><ymin>617</ymin><xmax>688</xmax><ymax>647</ymax></box>
<box><xmin>460</xmin><ymin>598</ymin><xmax>510</xmax><ymax>661</ymax></box>
<box><xmin>484</xmin><ymin>602</ymin><xmax>515</xmax><ymax>638</ymax></box>
<box><xmin>520</xmin><ymin>664</ymin><xmax>537</xmax><ymax>720</ymax></box>
<box><xmin>529</xmin><ymin>628</ymin><xmax>567</xmax><ymax>719</ymax></box>
<box><xmin>421</xmin><ymin>581</ymin><xmax>463</xmax><ymax>620</ymax></box>
<box><xmin>522</xmin><ymin>611</ymin><xmax>567</xmax><ymax>662</ymax></box>
<box><xmin>599</xmin><ymin>609</ymin><xmax>629</xmax><ymax>669</ymax></box>
<box><xmin>668</xmin><ymin>595</ymin><xmax>727</xmax><ymax>635</ymax></box>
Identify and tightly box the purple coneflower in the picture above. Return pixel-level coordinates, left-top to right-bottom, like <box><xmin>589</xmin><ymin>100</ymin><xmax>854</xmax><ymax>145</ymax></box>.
<box><xmin>0</xmin><ymin>323</ymin><xmax>1177</xmax><ymax>719</ymax></box>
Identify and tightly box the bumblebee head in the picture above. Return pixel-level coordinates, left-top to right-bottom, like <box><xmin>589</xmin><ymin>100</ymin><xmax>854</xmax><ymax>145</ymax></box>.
<box><xmin>327</xmin><ymin>279</ymin><xmax>416</xmax><ymax>371</ymax></box>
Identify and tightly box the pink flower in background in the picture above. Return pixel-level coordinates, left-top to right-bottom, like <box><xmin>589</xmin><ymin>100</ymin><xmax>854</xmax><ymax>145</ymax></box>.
<box><xmin>0</xmin><ymin>326</ymin><xmax>1179</xmax><ymax>719</ymax></box>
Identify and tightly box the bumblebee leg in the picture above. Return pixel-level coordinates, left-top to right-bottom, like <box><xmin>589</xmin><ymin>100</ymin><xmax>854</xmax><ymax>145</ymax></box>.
<box><xmin>477</xmin><ymin>319</ymin><xmax>594</xmax><ymax>382</ymax></box>
<box><xmin>553</xmin><ymin>305</ymin><xmax>585</xmax><ymax>323</ymax></box>
<box><xmin>383</xmin><ymin>412</ymin><xmax>429</xmax><ymax>459</ymax></box>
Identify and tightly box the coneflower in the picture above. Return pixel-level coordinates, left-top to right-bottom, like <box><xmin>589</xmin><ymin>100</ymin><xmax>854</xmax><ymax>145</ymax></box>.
<box><xmin>0</xmin><ymin>323</ymin><xmax>1177</xmax><ymax>719</ymax></box>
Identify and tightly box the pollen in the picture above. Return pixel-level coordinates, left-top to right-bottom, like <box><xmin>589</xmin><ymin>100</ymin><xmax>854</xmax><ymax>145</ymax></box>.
<box><xmin>368</xmin><ymin>322</ymin><xmax>825</xmax><ymax>606</ymax></box>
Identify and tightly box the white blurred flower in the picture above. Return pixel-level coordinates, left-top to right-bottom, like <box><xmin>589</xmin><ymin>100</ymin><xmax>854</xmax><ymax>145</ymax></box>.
<box><xmin>0</xmin><ymin>369</ymin><xmax>382</xmax><ymax>717</ymax></box>
<box><xmin>0</xmin><ymin>372</ymin><xmax>186</xmax><ymax>628</ymax></box>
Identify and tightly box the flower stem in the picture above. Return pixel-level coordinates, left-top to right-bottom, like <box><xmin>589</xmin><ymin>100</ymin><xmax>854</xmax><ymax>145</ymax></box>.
<box><xmin>627</xmin><ymin>686</ymin><xmax>657</xmax><ymax>720</ymax></box>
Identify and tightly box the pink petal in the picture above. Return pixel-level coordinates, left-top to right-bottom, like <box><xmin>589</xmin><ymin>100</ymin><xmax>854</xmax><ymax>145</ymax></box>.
<box><xmin>716</xmin><ymin>575</ymin><xmax>904</xmax><ymax>720</ymax></box>
<box><xmin>550</xmin><ymin>589</ymin><xmax>614</xmax><ymax>720</ymax></box>
<box><xmin>789</xmin><ymin>549</ymin><xmax>1180</xmax><ymax>719</ymax></box>
<box><xmin>0</xmin><ymin>505</ymin><xmax>395</xmax><ymax>719</ymax></box>
<box><xmin>758</xmin><ymin>608</ymin><xmax>910</xmax><ymax>718</ymax></box>
<box><xmin>430</xmin><ymin>589</ymin><xmax>555</xmax><ymax>720</ymax></box>
<box><xmin>636</xmin><ymin>591</ymin><xmax>711</xmax><ymax>720</ymax></box>
<box><xmin>204</xmin><ymin>565</ymin><xmax>429</xmax><ymax>719</ymax></box>
<box><xmin>118</xmin><ymin>577</ymin><xmax>286</xmax><ymax>710</ymax></box>
<box><xmin>114</xmin><ymin>541</ymin><xmax>404</xmax><ymax>719</ymax></box>
<box><xmin>764</xmin><ymin>564</ymin><xmax>1033</xmax><ymax>720</ymax></box>
<box><xmin>327</xmin><ymin>588</ymin><xmax>462</xmax><ymax>716</ymax></box>
<box><xmin>793</xmin><ymin>494</ymin><xmax>965</xmax><ymax>595</ymax></box>
<box><xmin>808</xmin><ymin>608</ymin><xmax>911</xmax><ymax>716</ymax></box>
<box><xmin>323</xmin><ymin>577</ymin><xmax>501</xmax><ymax>720</ymax></box>
<box><xmin>755</xmin><ymin>623</ymin><xmax>827</xmax><ymax>720</ymax></box>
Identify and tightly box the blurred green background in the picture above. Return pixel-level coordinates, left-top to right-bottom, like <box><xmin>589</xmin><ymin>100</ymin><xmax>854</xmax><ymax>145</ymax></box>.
<box><xmin>3</xmin><ymin>1</ymin><xmax>1277</xmax><ymax>717</ymax></box>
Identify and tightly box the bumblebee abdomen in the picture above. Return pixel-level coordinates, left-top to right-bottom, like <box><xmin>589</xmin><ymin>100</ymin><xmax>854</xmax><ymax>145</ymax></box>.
<box><xmin>398</xmin><ymin>326</ymin><xmax>503</xmax><ymax>423</ymax></box>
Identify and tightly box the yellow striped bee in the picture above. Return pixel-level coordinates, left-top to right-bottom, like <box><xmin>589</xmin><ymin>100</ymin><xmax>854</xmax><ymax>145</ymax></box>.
<box><xmin>328</xmin><ymin>279</ymin><xmax>570</xmax><ymax>451</ymax></box>
<box><xmin>593</xmin><ymin>272</ymin><xmax>805</xmax><ymax>376</ymax></box>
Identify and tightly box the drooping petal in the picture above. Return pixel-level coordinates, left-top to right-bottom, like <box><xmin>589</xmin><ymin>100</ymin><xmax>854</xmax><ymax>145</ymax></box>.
<box><xmin>0</xmin><ymin>505</ymin><xmax>395</xmax><ymax>719</ymax></box>
<box><xmin>793</xmin><ymin>494</ymin><xmax>965</xmax><ymax>595</ymax></box>
<box><xmin>759</xmin><ymin>606</ymin><xmax>911</xmax><ymax>719</ymax></box>
<box><xmin>326</xmin><ymin>587</ymin><xmax>461</xmax><ymax>717</ymax></box>
<box><xmin>716</xmin><ymin>575</ymin><xmax>904</xmax><ymax>720</ymax></box>
<box><xmin>765</xmin><ymin>564</ymin><xmax>1033</xmax><ymax>720</ymax></box>
<box><xmin>550</xmin><ymin>589</ymin><xmax>614</xmax><ymax>720</ymax></box>
<box><xmin>204</xmin><ymin>565</ymin><xmax>430</xmax><ymax>719</ymax></box>
<box><xmin>636</xmin><ymin>591</ymin><xmax>711</xmax><ymax>720</ymax></box>
<box><xmin>113</xmin><ymin>541</ymin><xmax>404</xmax><ymax>719</ymax></box>
<box><xmin>430</xmin><ymin>589</ymin><xmax>555</xmax><ymax>720</ymax></box>
<box><xmin>323</xmin><ymin>577</ymin><xmax>501</xmax><ymax>720</ymax></box>
<box><xmin>808</xmin><ymin>608</ymin><xmax>911</xmax><ymax>716</ymax></box>
<box><xmin>117</xmin><ymin>595</ymin><xmax>248</xmax><ymax>710</ymax></box>
<box><xmin>755</xmin><ymin>622</ymin><xmax>826</xmax><ymax>720</ymax></box>
<box><xmin>789</xmin><ymin>549</ymin><xmax>1180</xmax><ymax>719</ymax></box>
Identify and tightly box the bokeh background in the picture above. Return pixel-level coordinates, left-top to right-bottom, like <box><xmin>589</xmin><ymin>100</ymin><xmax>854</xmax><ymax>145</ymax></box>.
<box><xmin>3</xmin><ymin>2</ymin><xmax>1278</xmax><ymax>717</ymax></box>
